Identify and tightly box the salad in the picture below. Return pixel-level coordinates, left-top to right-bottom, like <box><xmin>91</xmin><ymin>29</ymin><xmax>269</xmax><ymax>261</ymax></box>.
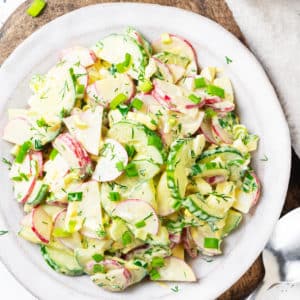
<box><xmin>2</xmin><ymin>28</ymin><xmax>260</xmax><ymax>291</ymax></box>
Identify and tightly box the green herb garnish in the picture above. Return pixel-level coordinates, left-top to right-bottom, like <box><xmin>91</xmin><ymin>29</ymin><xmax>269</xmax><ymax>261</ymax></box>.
<box><xmin>15</xmin><ymin>141</ymin><xmax>32</xmax><ymax>163</ymax></box>
<box><xmin>67</xmin><ymin>192</ymin><xmax>83</xmax><ymax>202</ymax></box>
<box><xmin>115</xmin><ymin>161</ymin><xmax>125</xmax><ymax>171</ymax></box>
<box><xmin>93</xmin><ymin>264</ymin><xmax>106</xmax><ymax>273</ymax></box>
<box><xmin>225</xmin><ymin>56</ymin><xmax>233</xmax><ymax>64</ymax></box>
<box><xmin>110</xmin><ymin>93</ymin><xmax>127</xmax><ymax>110</ymax></box>
<box><xmin>0</xmin><ymin>230</ymin><xmax>8</xmax><ymax>236</ymax></box>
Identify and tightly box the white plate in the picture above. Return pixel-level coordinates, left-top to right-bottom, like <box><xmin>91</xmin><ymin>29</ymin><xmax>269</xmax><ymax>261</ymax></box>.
<box><xmin>0</xmin><ymin>3</ymin><xmax>291</xmax><ymax>300</ymax></box>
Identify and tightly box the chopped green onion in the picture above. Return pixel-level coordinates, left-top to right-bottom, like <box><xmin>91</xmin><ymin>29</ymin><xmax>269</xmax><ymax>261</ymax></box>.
<box><xmin>194</xmin><ymin>77</ymin><xmax>207</xmax><ymax>89</ymax></box>
<box><xmin>34</xmin><ymin>139</ymin><xmax>43</xmax><ymax>150</ymax></box>
<box><xmin>125</xmin><ymin>163</ymin><xmax>138</xmax><ymax>177</ymax></box>
<box><xmin>15</xmin><ymin>141</ymin><xmax>32</xmax><ymax>163</ymax></box>
<box><xmin>76</xmin><ymin>84</ymin><xmax>85</xmax><ymax>98</ymax></box>
<box><xmin>49</xmin><ymin>148</ymin><xmax>58</xmax><ymax>160</ymax></box>
<box><xmin>118</xmin><ymin>104</ymin><xmax>130</xmax><ymax>117</ymax></box>
<box><xmin>109</xmin><ymin>191</ymin><xmax>120</xmax><ymax>202</ymax></box>
<box><xmin>147</xmin><ymin>135</ymin><xmax>163</xmax><ymax>150</ymax></box>
<box><xmin>27</xmin><ymin>0</ymin><xmax>47</xmax><ymax>17</ymax></box>
<box><xmin>52</xmin><ymin>228</ymin><xmax>72</xmax><ymax>238</ymax></box>
<box><xmin>67</xmin><ymin>192</ymin><xmax>83</xmax><ymax>202</ymax></box>
<box><xmin>188</xmin><ymin>94</ymin><xmax>202</xmax><ymax>104</ymax></box>
<box><xmin>204</xmin><ymin>237</ymin><xmax>220</xmax><ymax>249</ymax></box>
<box><xmin>93</xmin><ymin>264</ymin><xmax>106</xmax><ymax>273</ymax></box>
<box><xmin>135</xmin><ymin>220</ymin><xmax>146</xmax><ymax>228</ymax></box>
<box><xmin>131</xmin><ymin>98</ymin><xmax>144</xmax><ymax>110</ymax></box>
<box><xmin>116</xmin><ymin>53</ymin><xmax>132</xmax><ymax>73</ymax></box>
<box><xmin>110</xmin><ymin>93</ymin><xmax>127</xmax><ymax>110</ymax></box>
<box><xmin>205</xmin><ymin>108</ymin><xmax>217</xmax><ymax>118</ymax></box>
<box><xmin>125</xmin><ymin>144</ymin><xmax>136</xmax><ymax>158</ymax></box>
<box><xmin>151</xmin><ymin>257</ymin><xmax>165</xmax><ymax>268</ymax></box>
<box><xmin>206</xmin><ymin>85</ymin><xmax>225</xmax><ymax>98</ymax></box>
<box><xmin>115</xmin><ymin>161</ymin><xmax>125</xmax><ymax>171</ymax></box>
<box><xmin>138</xmin><ymin>79</ymin><xmax>153</xmax><ymax>93</ymax></box>
<box><xmin>36</xmin><ymin>118</ymin><xmax>49</xmax><ymax>128</ymax></box>
<box><xmin>92</xmin><ymin>254</ymin><xmax>104</xmax><ymax>263</ymax></box>
<box><xmin>121</xmin><ymin>231</ymin><xmax>132</xmax><ymax>246</ymax></box>
<box><xmin>149</xmin><ymin>268</ymin><xmax>161</xmax><ymax>280</ymax></box>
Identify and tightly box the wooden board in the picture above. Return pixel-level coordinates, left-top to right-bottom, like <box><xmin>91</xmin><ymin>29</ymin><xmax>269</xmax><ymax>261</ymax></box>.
<box><xmin>0</xmin><ymin>0</ymin><xmax>269</xmax><ymax>299</ymax></box>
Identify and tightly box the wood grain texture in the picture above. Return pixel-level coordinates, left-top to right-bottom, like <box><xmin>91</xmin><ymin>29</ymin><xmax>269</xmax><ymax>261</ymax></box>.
<box><xmin>1</xmin><ymin>0</ymin><xmax>288</xmax><ymax>299</ymax></box>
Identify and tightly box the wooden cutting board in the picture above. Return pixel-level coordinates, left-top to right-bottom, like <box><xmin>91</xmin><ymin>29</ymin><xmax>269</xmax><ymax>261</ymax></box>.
<box><xmin>0</xmin><ymin>0</ymin><xmax>263</xmax><ymax>299</ymax></box>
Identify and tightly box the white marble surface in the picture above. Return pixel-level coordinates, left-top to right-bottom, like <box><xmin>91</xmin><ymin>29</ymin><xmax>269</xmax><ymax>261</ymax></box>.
<box><xmin>0</xmin><ymin>1</ymin><xmax>298</xmax><ymax>299</ymax></box>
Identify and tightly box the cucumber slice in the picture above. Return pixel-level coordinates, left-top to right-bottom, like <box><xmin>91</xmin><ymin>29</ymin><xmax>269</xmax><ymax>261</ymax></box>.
<box><xmin>112</xmin><ymin>199</ymin><xmax>159</xmax><ymax>239</ymax></box>
<box><xmin>131</xmin><ymin>156</ymin><xmax>161</xmax><ymax>180</ymax></box>
<box><xmin>222</xmin><ymin>209</ymin><xmax>242</xmax><ymax>237</ymax></box>
<box><xmin>190</xmin><ymin>161</ymin><xmax>229</xmax><ymax>178</ymax></box>
<box><xmin>153</xmin><ymin>52</ymin><xmax>190</xmax><ymax>68</ymax></box>
<box><xmin>93</xmin><ymin>34</ymin><xmax>148</xmax><ymax>80</ymax></box>
<box><xmin>166</xmin><ymin>136</ymin><xmax>205</xmax><ymax>206</ymax></box>
<box><xmin>125</xmin><ymin>27</ymin><xmax>152</xmax><ymax>56</ymax></box>
<box><xmin>182</xmin><ymin>194</ymin><xmax>221</xmax><ymax>226</ymax></box>
<box><xmin>26</xmin><ymin>181</ymin><xmax>49</xmax><ymax>206</ymax></box>
<box><xmin>100</xmin><ymin>176</ymin><xmax>156</xmax><ymax>215</ymax></box>
<box><xmin>197</xmin><ymin>146</ymin><xmax>244</xmax><ymax>164</ymax></box>
<box><xmin>157</xmin><ymin>172</ymin><xmax>176</xmax><ymax>216</ymax></box>
<box><xmin>28</xmin><ymin>63</ymin><xmax>85</xmax><ymax>117</ymax></box>
<box><xmin>41</xmin><ymin>245</ymin><xmax>84</xmax><ymax>276</ymax></box>
<box><xmin>108</xmin><ymin>120</ymin><xmax>164</xmax><ymax>164</ymax></box>
<box><xmin>75</xmin><ymin>240</ymin><xmax>113</xmax><ymax>274</ymax></box>
<box><xmin>91</xmin><ymin>268</ymin><xmax>131</xmax><ymax>291</ymax></box>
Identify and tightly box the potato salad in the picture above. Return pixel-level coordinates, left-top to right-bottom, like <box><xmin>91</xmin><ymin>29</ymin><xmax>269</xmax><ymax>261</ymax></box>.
<box><xmin>2</xmin><ymin>28</ymin><xmax>260</xmax><ymax>291</ymax></box>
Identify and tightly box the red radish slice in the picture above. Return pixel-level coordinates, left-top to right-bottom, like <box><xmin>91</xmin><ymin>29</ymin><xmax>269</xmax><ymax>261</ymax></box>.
<box><xmin>112</xmin><ymin>199</ymin><xmax>159</xmax><ymax>235</ymax></box>
<box><xmin>2</xmin><ymin>117</ymin><xmax>32</xmax><ymax>145</ymax></box>
<box><xmin>211</xmin><ymin>116</ymin><xmax>233</xmax><ymax>144</ymax></box>
<box><xmin>152</xmin><ymin>34</ymin><xmax>197</xmax><ymax>62</ymax></box>
<box><xmin>169</xmin><ymin>232</ymin><xmax>182</xmax><ymax>244</ymax></box>
<box><xmin>53</xmin><ymin>209</ymin><xmax>82</xmax><ymax>250</ymax></box>
<box><xmin>152</xmin><ymin>79</ymin><xmax>195</xmax><ymax>112</ymax></box>
<box><xmin>168</xmin><ymin>64</ymin><xmax>186</xmax><ymax>83</ymax></box>
<box><xmin>205</xmin><ymin>175</ymin><xmax>226</xmax><ymax>185</ymax></box>
<box><xmin>234</xmin><ymin>171</ymin><xmax>261</xmax><ymax>213</ymax></box>
<box><xmin>185</xmin><ymin>102</ymin><xmax>206</xmax><ymax>109</ymax></box>
<box><xmin>179</xmin><ymin>110</ymin><xmax>204</xmax><ymax>136</ymax></box>
<box><xmin>53</xmin><ymin>133</ymin><xmax>92</xmax><ymax>176</ymax></box>
<box><xmin>30</xmin><ymin>151</ymin><xmax>43</xmax><ymax>177</ymax></box>
<box><xmin>182</xmin><ymin>228</ymin><xmax>198</xmax><ymax>258</ymax></box>
<box><xmin>153</xmin><ymin>256</ymin><xmax>196</xmax><ymax>282</ymax></box>
<box><xmin>92</xmin><ymin>139</ymin><xmax>128</xmax><ymax>182</ymax></box>
<box><xmin>64</xmin><ymin>106</ymin><xmax>103</xmax><ymax>155</ymax></box>
<box><xmin>31</xmin><ymin>206</ymin><xmax>53</xmax><ymax>243</ymax></box>
<box><xmin>200</xmin><ymin>119</ymin><xmax>218</xmax><ymax>144</ymax></box>
<box><xmin>60</xmin><ymin>46</ymin><xmax>96</xmax><ymax>67</ymax></box>
<box><xmin>206</xmin><ymin>100</ymin><xmax>235</xmax><ymax>112</ymax></box>
<box><xmin>15</xmin><ymin>176</ymin><xmax>37</xmax><ymax>204</ymax></box>
<box><xmin>88</xmin><ymin>74</ymin><xmax>135</xmax><ymax>106</ymax></box>
<box><xmin>151</xmin><ymin>57</ymin><xmax>173</xmax><ymax>83</ymax></box>
<box><xmin>204</xmin><ymin>97</ymin><xmax>222</xmax><ymax>105</ymax></box>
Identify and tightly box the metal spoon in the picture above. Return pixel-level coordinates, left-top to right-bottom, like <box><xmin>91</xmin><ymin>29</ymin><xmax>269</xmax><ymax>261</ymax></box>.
<box><xmin>247</xmin><ymin>207</ymin><xmax>300</xmax><ymax>300</ymax></box>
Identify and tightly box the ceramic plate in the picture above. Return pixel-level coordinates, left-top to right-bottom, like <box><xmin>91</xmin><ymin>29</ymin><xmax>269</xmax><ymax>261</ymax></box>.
<box><xmin>0</xmin><ymin>3</ymin><xmax>291</xmax><ymax>300</ymax></box>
